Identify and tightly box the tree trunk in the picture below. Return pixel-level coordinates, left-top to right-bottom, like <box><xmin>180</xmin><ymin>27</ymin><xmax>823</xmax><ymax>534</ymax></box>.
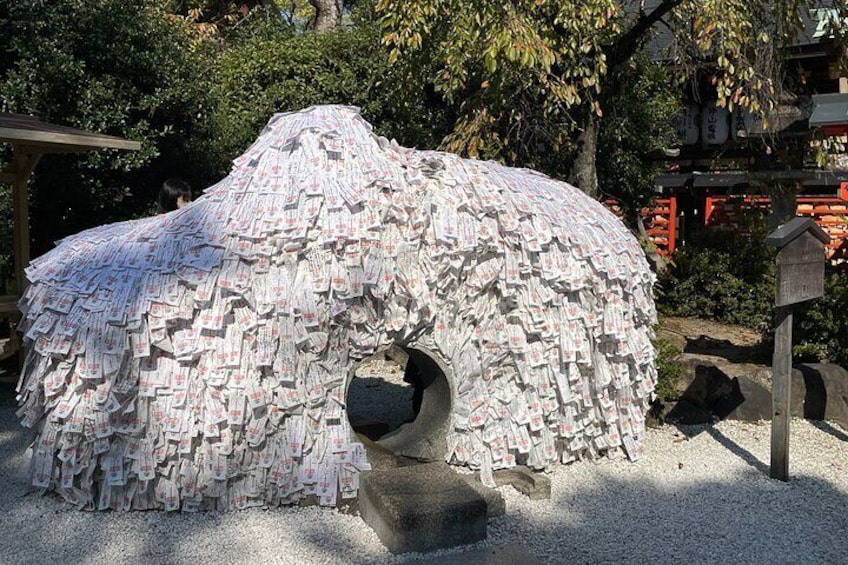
<box><xmin>636</xmin><ymin>214</ymin><xmax>669</xmax><ymax>274</ymax></box>
<box><xmin>309</xmin><ymin>0</ymin><xmax>341</xmax><ymax>32</ymax></box>
<box><xmin>768</xmin><ymin>182</ymin><xmax>798</xmax><ymax>230</ymax></box>
<box><xmin>569</xmin><ymin>115</ymin><xmax>599</xmax><ymax>197</ymax></box>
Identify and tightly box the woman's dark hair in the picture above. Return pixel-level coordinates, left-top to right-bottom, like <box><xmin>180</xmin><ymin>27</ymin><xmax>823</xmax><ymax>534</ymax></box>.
<box><xmin>158</xmin><ymin>178</ymin><xmax>192</xmax><ymax>212</ymax></box>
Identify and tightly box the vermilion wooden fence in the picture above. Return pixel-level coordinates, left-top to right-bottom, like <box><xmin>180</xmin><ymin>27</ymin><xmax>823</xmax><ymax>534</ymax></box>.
<box><xmin>604</xmin><ymin>182</ymin><xmax>848</xmax><ymax>262</ymax></box>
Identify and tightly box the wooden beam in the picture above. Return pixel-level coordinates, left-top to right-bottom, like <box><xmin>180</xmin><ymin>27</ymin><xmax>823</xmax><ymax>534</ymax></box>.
<box><xmin>10</xmin><ymin>145</ymin><xmax>42</xmax><ymax>296</ymax></box>
<box><xmin>749</xmin><ymin>169</ymin><xmax>848</xmax><ymax>185</ymax></box>
<box><xmin>0</xmin><ymin>125</ymin><xmax>140</xmax><ymax>151</ymax></box>
<box><xmin>2</xmin><ymin>140</ymin><xmax>133</xmax><ymax>154</ymax></box>
<box><xmin>0</xmin><ymin>295</ymin><xmax>19</xmax><ymax>314</ymax></box>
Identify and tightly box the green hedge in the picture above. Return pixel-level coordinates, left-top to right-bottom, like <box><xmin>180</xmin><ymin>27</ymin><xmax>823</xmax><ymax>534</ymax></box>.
<box><xmin>659</xmin><ymin>227</ymin><xmax>848</xmax><ymax>368</ymax></box>
<box><xmin>658</xmin><ymin>229</ymin><xmax>776</xmax><ymax>332</ymax></box>
<box><xmin>795</xmin><ymin>270</ymin><xmax>848</xmax><ymax>366</ymax></box>
<box><xmin>653</xmin><ymin>336</ymin><xmax>685</xmax><ymax>402</ymax></box>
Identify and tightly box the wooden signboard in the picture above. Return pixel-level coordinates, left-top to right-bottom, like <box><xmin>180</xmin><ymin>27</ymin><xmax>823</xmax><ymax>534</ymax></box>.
<box><xmin>765</xmin><ymin>217</ymin><xmax>829</xmax><ymax>481</ymax></box>
<box><xmin>773</xmin><ymin>230</ymin><xmax>826</xmax><ymax>306</ymax></box>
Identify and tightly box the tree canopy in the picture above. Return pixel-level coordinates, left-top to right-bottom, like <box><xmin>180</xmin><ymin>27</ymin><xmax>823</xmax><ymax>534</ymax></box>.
<box><xmin>209</xmin><ymin>12</ymin><xmax>449</xmax><ymax>174</ymax></box>
<box><xmin>0</xmin><ymin>0</ymin><xmax>443</xmax><ymax>293</ymax></box>
<box><xmin>0</xmin><ymin>0</ymin><xmax>216</xmax><ymax>283</ymax></box>
<box><xmin>378</xmin><ymin>0</ymin><xmax>848</xmax><ymax>196</ymax></box>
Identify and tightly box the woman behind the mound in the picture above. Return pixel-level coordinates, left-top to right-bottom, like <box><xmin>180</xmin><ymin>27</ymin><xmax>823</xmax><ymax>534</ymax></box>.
<box><xmin>158</xmin><ymin>178</ymin><xmax>192</xmax><ymax>213</ymax></box>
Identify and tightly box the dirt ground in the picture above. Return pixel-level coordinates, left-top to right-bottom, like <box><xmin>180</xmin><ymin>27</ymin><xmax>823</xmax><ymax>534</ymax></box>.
<box><xmin>658</xmin><ymin>315</ymin><xmax>764</xmax><ymax>350</ymax></box>
<box><xmin>658</xmin><ymin>315</ymin><xmax>773</xmax><ymax>388</ymax></box>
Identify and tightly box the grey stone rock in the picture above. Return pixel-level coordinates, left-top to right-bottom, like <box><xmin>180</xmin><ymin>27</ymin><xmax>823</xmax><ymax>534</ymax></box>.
<box><xmin>665</xmin><ymin>400</ymin><xmax>713</xmax><ymax>425</ymax></box>
<box><xmin>679</xmin><ymin>360</ymin><xmax>736</xmax><ymax>409</ymax></box>
<box><xmin>359</xmin><ymin>462</ymin><xmax>487</xmax><ymax>554</ymax></box>
<box><xmin>663</xmin><ymin>356</ymin><xmax>848</xmax><ymax>427</ymax></box>
<box><xmin>796</xmin><ymin>363</ymin><xmax>848</xmax><ymax>429</ymax></box>
<box><xmin>726</xmin><ymin>372</ymin><xmax>806</xmax><ymax>422</ymax></box>
<box><xmin>724</xmin><ymin>376</ymin><xmax>771</xmax><ymax>421</ymax></box>
<box><xmin>492</xmin><ymin>466</ymin><xmax>551</xmax><ymax>500</ymax></box>
<box><xmin>404</xmin><ymin>545</ymin><xmax>543</xmax><ymax>564</ymax></box>
<box><xmin>458</xmin><ymin>474</ymin><xmax>506</xmax><ymax>517</ymax></box>
<box><xmin>675</xmin><ymin>360</ymin><xmax>746</xmax><ymax>421</ymax></box>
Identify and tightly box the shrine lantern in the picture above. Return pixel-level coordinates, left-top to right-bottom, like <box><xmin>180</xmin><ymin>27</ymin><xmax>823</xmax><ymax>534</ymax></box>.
<box><xmin>675</xmin><ymin>104</ymin><xmax>700</xmax><ymax>145</ymax></box>
<box><xmin>701</xmin><ymin>102</ymin><xmax>730</xmax><ymax>144</ymax></box>
<box><xmin>731</xmin><ymin>106</ymin><xmax>756</xmax><ymax>141</ymax></box>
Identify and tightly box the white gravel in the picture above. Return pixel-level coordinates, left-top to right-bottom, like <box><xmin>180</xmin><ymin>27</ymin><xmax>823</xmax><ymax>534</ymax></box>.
<box><xmin>2</xmin><ymin>405</ymin><xmax>847</xmax><ymax>565</ymax></box>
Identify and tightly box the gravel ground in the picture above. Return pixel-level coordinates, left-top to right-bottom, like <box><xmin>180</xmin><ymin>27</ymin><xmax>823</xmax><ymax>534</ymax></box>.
<box><xmin>2</xmin><ymin>405</ymin><xmax>847</xmax><ymax>565</ymax></box>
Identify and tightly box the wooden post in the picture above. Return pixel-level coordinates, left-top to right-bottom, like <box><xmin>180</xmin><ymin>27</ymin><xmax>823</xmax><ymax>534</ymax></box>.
<box><xmin>10</xmin><ymin>145</ymin><xmax>41</xmax><ymax>295</ymax></box>
<box><xmin>704</xmin><ymin>195</ymin><xmax>714</xmax><ymax>226</ymax></box>
<box><xmin>12</xmin><ymin>166</ymin><xmax>30</xmax><ymax>295</ymax></box>
<box><xmin>6</xmin><ymin>146</ymin><xmax>41</xmax><ymax>370</ymax></box>
<box><xmin>770</xmin><ymin>305</ymin><xmax>792</xmax><ymax>481</ymax></box>
<box><xmin>668</xmin><ymin>195</ymin><xmax>677</xmax><ymax>254</ymax></box>
<box><xmin>765</xmin><ymin>217</ymin><xmax>829</xmax><ymax>482</ymax></box>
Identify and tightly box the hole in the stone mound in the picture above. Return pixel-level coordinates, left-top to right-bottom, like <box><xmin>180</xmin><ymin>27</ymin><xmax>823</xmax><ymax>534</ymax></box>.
<box><xmin>346</xmin><ymin>346</ymin><xmax>452</xmax><ymax>461</ymax></box>
<box><xmin>347</xmin><ymin>349</ymin><xmax>417</xmax><ymax>440</ymax></box>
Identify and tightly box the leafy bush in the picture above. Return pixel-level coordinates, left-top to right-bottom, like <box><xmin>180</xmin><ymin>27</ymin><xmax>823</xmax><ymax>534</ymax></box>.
<box><xmin>0</xmin><ymin>0</ymin><xmax>217</xmax><ymax>291</ymax></box>
<box><xmin>792</xmin><ymin>341</ymin><xmax>827</xmax><ymax>363</ymax></box>
<box><xmin>653</xmin><ymin>336</ymin><xmax>685</xmax><ymax>401</ymax></box>
<box><xmin>660</xmin><ymin>227</ymin><xmax>848</xmax><ymax>369</ymax></box>
<box><xmin>658</xmin><ymin>229</ymin><xmax>776</xmax><ymax>332</ymax></box>
<box><xmin>795</xmin><ymin>270</ymin><xmax>848</xmax><ymax>366</ymax></box>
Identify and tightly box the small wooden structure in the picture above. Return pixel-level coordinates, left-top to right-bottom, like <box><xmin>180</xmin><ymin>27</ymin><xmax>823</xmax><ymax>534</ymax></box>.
<box><xmin>0</xmin><ymin>113</ymin><xmax>140</xmax><ymax>311</ymax></box>
<box><xmin>765</xmin><ymin>217</ymin><xmax>830</xmax><ymax>481</ymax></box>
<box><xmin>0</xmin><ymin>113</ymin><xmax>139</xmax><ymax>375</ymax></box>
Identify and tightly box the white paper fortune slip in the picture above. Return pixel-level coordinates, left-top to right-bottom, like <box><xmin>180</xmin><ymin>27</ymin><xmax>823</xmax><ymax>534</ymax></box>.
<box><xmin>15</xmin><ymin>105</ymin><xmax>656</xmax><ymax>512</ymax></box>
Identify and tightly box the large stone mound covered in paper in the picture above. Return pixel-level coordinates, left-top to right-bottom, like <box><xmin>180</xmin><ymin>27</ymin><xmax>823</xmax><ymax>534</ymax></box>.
<box><xmin>16</xmin><ymin>105</ymin><xmax>657</xmax><ymax>511</ymax></box>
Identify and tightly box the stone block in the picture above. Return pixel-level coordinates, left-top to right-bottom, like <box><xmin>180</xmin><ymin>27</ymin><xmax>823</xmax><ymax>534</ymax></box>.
<box><xmin>359</xmin><ymin>462</ymin><xmax>487</xmax><ymax>554</ymax></box>
<box><xmin>492</xmin><ymin>466</ymin><xmax>551</xmax><ymax>500</ymax></box>
<box><xmin>796</xmin><ymin>363</ymin><xmax>848</xmax><ymax>429</ymax></box>
<box><xmin>726</xmin><ymin>372</ymin><xmax>806</xmax><ymax>422</ymax></box>
<box><xmin>458</xmin><ymin>474</ymin><xmax>506</xmax><ymax>517</ymax></box>
<box><xmin>665</xmin><ymin>400</ymin><xmax>713</xmax><ymax>425</ymax></box>
<box><xmin>679</xmin><ymin>360</ymin><xmax>735</xmax><ymax>408</ymax></box>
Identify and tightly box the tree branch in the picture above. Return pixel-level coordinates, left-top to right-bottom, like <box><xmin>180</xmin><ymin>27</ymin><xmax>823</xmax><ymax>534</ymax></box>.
<box><xmin>605</xmin><ymin>0</ymin><xmax>690</xmax><ymax>69</ymax></box>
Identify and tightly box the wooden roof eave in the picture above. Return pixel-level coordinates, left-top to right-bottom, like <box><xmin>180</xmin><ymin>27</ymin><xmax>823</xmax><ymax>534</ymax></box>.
<box><xmin>0</xmin><ymin>126</ymin><xmax>141</xmax><ymax>153</ymax></box>
<box><xmin>0</xmin><ymin>113</ymin><xmax>141</xmax><ymax>316</ymax></box>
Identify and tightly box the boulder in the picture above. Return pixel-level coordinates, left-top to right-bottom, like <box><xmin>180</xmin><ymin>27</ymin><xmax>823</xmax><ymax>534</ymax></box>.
<box><xmin>796</xmin><ymin>363</ymin><xmax>848</xmax><ymax>429</ymax></box>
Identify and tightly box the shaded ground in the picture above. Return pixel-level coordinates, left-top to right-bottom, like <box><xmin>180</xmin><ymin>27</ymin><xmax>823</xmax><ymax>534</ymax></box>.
<box><xmin>659</xmin><ymin>316</ymin><xmax>765</xmax><ymax>350</ymax></box>
<box><xmin>1</xmin><ymin>405</ymin><xmax>847</xmax><ymax>564</ymax></box>
<box><xmin>348</xmin><ymin>355</ymin><xmax>415</xmax><ymax>437</ymax></box>
<box><xmin>1</xmin><ymin>320</ymin><xmax>847</xmax><ymax>563</ymax></box>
